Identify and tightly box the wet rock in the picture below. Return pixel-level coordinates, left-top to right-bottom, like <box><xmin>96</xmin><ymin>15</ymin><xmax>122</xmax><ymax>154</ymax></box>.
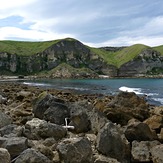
<box><xmin>105</xmin><ymin>92</ymin><xmax>150</xmax><ymax>125</ymax></box>
<box><xmin>14</xmin><ymin>148</ymin><xmax>52</xmax><ymax>163</ymax></box>
<box><xmin>23</xmin><ymin>118</ymin><xmax>67</xmax><ymax>140</ymax></box>
<box><xmin>94</xmin><ymin>154</ymin><xmax>120</xmax><ymax>163</ymax></box>
<box><xmin>0</xmin><ymin>148</ymin><xmax>10</xmax><ymax>163</ymax></box>
<box><xmin>124</xmin><ymin>121</ymin><xmax>156</xmax><ymax>142</ymax></box>
<box><xmin>57</xmin><ymin>137</ymin><xmax>93</xmax><ymax>163</ymax></box>
<box><xmin>97</xmin><ymin>122</ymin><xmax>130</xmax><ymax>163</ymax></box>
<box><xmin>151</xmin><ymin>144</ymin><xmax>163</xmax><ymax>163</ymax></box>
<box><xmin>0</xmin><ymin>137</ymin><xmax>28</xmax><ymax>159</ymax></box>
<box><xmin>131</xmin><ymin>140</ymin><xmax>161</xmax><ymax>162</ymax></box>
<box><xmin>0</xmin><ymin>111</ymin><xmax>12</xmax><ymax>128</ymax></box>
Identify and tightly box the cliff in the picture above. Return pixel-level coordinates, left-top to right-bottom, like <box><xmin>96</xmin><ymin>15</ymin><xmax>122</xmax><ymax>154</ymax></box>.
<box><xmin>0</xmin><ymin>38</ymin><xmax>163</xmax><ymax>78</ymax></box>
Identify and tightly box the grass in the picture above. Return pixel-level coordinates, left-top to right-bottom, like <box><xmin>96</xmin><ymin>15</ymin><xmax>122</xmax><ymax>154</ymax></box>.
<box><xmin>0</xmin><ymin>38</ymin><xmax>77</xmax><ymax>56</ymax></box>
<box><xmin>90</xmin><ymin>44</ymin><xmax>149</xmax><ymax>68</ymax></box>
<box><xmin>153</xmin><ymin>45</ymin><xmax>163</xmax><ymax>55</ymax></box>
<box><xmin>0</xmin><ymin>38</ymin><xmax>161</xmax><ymax>68</ymax></box>
<box><xmin>38</xmin><ymin>63</ymin><xmax>96</xmax><ymax>77</ymax></box>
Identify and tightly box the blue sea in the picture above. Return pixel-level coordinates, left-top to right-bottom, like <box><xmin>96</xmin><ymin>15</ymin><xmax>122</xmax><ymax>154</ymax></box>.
<box><xmin>21</xmin><ymin>78</ymin><xmax>163</xmax><ymax>106</ymax></box>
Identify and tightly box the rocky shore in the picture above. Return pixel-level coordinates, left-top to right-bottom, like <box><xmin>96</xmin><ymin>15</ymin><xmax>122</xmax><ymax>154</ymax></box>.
<box><xmin>0</xmin><ymin>82</ymin><xmax>163</xmax><ymax>163</ymax></box>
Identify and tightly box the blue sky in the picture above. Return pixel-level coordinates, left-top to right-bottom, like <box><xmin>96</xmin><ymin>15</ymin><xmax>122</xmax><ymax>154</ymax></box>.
<box><xmin>0</xmin><ymin>0</ymin><xmax>163</xmax><ymax>47</ymax></box>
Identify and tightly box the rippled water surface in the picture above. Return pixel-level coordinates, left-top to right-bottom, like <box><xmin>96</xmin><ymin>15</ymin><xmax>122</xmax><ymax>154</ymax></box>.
<box><xmin>21</xmin><ymin>78</ymin><xmax>163</xmax><ymax>106</ymax></box>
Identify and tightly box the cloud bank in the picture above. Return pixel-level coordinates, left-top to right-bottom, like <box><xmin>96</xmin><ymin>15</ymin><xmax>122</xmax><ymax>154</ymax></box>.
<box><xmin>0</xmin><ymin>0</ymin><xmax>163</xmax><ymax>47</ymax></box>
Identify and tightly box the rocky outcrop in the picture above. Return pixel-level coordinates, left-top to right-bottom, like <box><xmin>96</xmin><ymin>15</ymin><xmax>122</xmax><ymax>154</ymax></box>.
<box><xmin>104</xmin><ymin>91</ymin><xmax>150</xmax><ymax>125</ymax></box>
<box><xmin>0</xmin><ymin>82</ymin><xmax>163</xmax><ymax>162</ymax></box>
<box><xmin>118</xmin><ymin>48</ymin><xmax>163</xmax><ymax>77</ymax></box>
<box><xmin>97</xmin><ymin>122</ymin><xmax>131</xmax><ymax>163</ymax></box>
<box><xmin>0</xmin><ymin>39</ymin><xmax>117</xmax><ymax>77</ymax></box>
<box><xmin>57</xmin><ymin>137</ymin><xmax>93</xmax><ymax>163</ymax></box>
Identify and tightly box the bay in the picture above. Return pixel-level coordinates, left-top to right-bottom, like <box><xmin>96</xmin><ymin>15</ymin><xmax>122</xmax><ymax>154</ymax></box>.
<box><xmin>21</xmin><ymin>78</ymin><xmax>163</xmax><ymax>106</ymax></box>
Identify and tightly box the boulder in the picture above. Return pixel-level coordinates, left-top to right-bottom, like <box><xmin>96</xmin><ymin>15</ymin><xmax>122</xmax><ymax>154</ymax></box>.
<box><xmin>43</xmin><ymin>103</ymin><xmax>70</xmax><ymax>125</ymax></box>
<box><xmin>69</xmin><ymin>100</ymin><xmax>108</xmax><ymax>134</ymax></box>
<box><xmin>57</xmin><ymin>137</ymin><xmax>93</xmax><ymax>163</ymax></box>
<box><xmin>0</xmin><ymin>124</ymin><xmax>23</xmax><ymax>137</ymax></box>
<box><xmin>124</xmin><ymin>121</ymin><xmax>156</xmax><ymax>142</ymax></box>
<box><xmin>96</xmin><ymin>122</ymin><xmax>130</xmax><ymax>163</ymax></box>
<box><xmin>0</xmin><ymin>148</ymin><xmax>10</xmax><ymax>163</ymax></box>
<box><xmin>94</xmin><ymin>154</ymin><xmax>120</xmax><ymax>163</ymax></box>
<box><xmin>152</xmin><ymin>106</ymin><xmax>163</xmax><ymax>116</ymax></box>
<box><xmin>23</xmin><ymin>118</ymin><xmax>67</xmax><ymax>140</ymax></box>
<box><xmin>144</xmin><ymin>115</ymin><xmax>163</xmax><ymax>133</ymax></box>
<box><xmin>105</xmin><ymin>92</ymin><xmax>150</xmax><ymax>125</ymax></box>
<box><xmin>33</xmin><ymin>92</ymin><xmax>70</xmax><ymax>125</ymax></box>
<box><xmin>131</xmin><ymin>140</ymin><xmax>161</xmax><ymax>162</ymax></box>
<box><xmin>33</xmin><ymin>92</ymin><xmax>65</xmax><ymax>119</ymax></box>
<box><xmin>0</xmin><ymin>111</ymin><xmax>12</xmax><ymax>128</ymax></box>
<box><xmin>14</xmin><ymin>148</ymin><xmax>52</xmax><ymax>163</ymax></box>
<box><xmin>151</xmin><ymin>144</ymin><xmax>163</xmax><ymax>163</ymax></box>
<box><xmin>0</xmin><ymin>137</ymin><xmax>28</xmax><ymax>159</ymax></box>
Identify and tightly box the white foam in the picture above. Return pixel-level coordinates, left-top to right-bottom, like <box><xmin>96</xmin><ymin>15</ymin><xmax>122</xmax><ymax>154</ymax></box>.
<box><xmin>152</xmin><ymin>98</ymin><xmax>163</xmax><ymax>105</ymax></box>
<box><xmin>23</xmin><ymin>82</ymin><xmax>48</xmax><ymax>87</ymax></box>
<box><xmin>62</xmin><ymin>86</ymin><xmax>89</xmax><ymax>91</ymax></box>
<box><xmin>119</xmin><ymin>86</ymin><xmax>143</xmax><ymax>94</ymax></box>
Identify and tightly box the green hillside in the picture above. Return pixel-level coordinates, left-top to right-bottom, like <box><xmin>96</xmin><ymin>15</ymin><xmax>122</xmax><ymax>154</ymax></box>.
<box><xmin>0</xmin><ymin>38</ymin><xmax>76</xmax><ymax>56</ymax></box>
<box><xmin>154</xmin><ymin>45</ymin><xmax>163</xmax><ymax>55</ymax></box>
<box><xmin>90</xmin><ymin>44</ymin><xmax>149</xmax><ymax>68</ymax></box>
<box><xmin>0</xmin><ymin>38</ymin><xmax>161</xmax><ymax>68</ymax></box>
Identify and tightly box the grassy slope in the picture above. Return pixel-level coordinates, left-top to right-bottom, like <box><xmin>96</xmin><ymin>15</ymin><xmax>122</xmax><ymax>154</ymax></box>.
<box><xmin>90</xmin><ymin>44</ymin><xmax>149</xmax><ymax>68</ymax></box>
<box><xmin>0</xmin><ymin>38</ymin><xmax>160</xmax><ymax>68</ymax></box>
<box><xmin>0</xmin><ymin>38</ymin><xmax>76</xmax><ymax>56</ymax></box>
<box><xmin>153</xmin><ymin>45</ymin><xmax>163</xmax><ymax>55</ymax></box>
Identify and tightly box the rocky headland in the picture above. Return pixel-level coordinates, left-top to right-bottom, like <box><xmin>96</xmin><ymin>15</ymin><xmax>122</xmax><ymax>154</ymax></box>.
<box><xmin>0</xmin><ymin>82</ymin><xmax>163</xmax><ymax>163</ymax></box>
<box><xmin>0</xmin><ymin>38</ymin><xmax>163</xmax><ymax>78</ymax></box>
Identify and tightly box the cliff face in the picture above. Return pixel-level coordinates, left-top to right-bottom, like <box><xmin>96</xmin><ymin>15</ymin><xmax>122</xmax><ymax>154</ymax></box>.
<box><xmin>0</xmin><ymin>39</ymin><xmax>163</xmax><ymax>78</ymax></box>
<box><xmin>118</xmin><ymin>49</ymin><xmax>163</xmax><ymax>77</ymax></box>
<box><xmin>0</xmin><ymin>39</ymin><xmax>117</xmax><ymax>76</ymax></box>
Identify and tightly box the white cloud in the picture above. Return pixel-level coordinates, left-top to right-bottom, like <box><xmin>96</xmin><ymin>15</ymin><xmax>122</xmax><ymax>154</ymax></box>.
<box><xmin>0</xmin><ymin>26</ymin><xmax>74</xmax><ymax>41</ymax></box>
<box><xmin>86</xmin><ymin>36</ymin><xmax>163</xmax><ymax>47</ymax></box>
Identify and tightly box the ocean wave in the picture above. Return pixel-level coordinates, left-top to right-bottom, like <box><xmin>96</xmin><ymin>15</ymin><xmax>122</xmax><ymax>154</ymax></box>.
<box><xmin>62</xmin><ymin>86</ymin><xmax>89</xmax><ymax>91</ymax></box>
<box><xmin>23</xmin><ymin>82</ymin><xmax>49</xmax><ymax>87</ymax></box>
<box><xmin>152</xmin><ymin>98</ymin><xmax>163</xmax><ymax>105</ymax></box>
<box><xmin>119</xmin><ymin>86</ymin><xmax>143</xmax><ymax>95</ymax></box>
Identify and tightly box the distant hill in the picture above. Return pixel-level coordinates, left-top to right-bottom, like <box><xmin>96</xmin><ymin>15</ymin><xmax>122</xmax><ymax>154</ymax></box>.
<box><xmin>0</xmin><ymin>38</ymin><xmax>163</xmax><ymax>78</ymax></box>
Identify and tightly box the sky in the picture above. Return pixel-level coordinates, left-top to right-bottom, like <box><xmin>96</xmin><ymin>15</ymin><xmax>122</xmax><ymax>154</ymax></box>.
<box><xmin>0</xmin><ymin>0</ymin><xmax>163</xmax><ymax>47</ymax></box>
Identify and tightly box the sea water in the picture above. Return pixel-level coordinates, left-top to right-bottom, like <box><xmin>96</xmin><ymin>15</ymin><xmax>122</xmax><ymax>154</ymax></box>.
<box><xmin>22</xmin><ymin>78</ymin><xmax>163</xmax><ymax>106</ymax></box>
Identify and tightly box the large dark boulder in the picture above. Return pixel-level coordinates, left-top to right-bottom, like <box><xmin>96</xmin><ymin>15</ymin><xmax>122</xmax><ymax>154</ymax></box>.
<box><xmin>33</xmin><ymin>92</ymin><xmax>70</xmax><ymax>125</ymax></box>
<box><xmin>14</xmin><ymin>148</ymin><xmax>52</xmax><ymax>163</ymax></box>
<box><xmin>43</xmin><ymin>103</ymin><xmax>70</xmax><ymax>125</ymax></box>
<box><xmin>57</xmin><ymin>137</ymin><xmax>93</xmax><ymax>163</ymax></box>
<box><xmin>69</xmin><ymin>100</ymin><xmax>108</xmax><ymax>134</ymax></box>
<box><xmin>97</xmin><ymin>122</ymin><xmax>130</xmax><ymax>163</ymax></box>
<box><xmin>0</xmin><ymin>137</ymin><xmax>28</xmax><ymax>159</ymax></box>
<box><xmin>104</xmin><ymin>91</ymin><xmax>150</xmax><ymax>125</ymax></box>
<box><xmin>124</xmin><ymin>121</ymin><xmax>156</xmax><ymax>142</ymax></box>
